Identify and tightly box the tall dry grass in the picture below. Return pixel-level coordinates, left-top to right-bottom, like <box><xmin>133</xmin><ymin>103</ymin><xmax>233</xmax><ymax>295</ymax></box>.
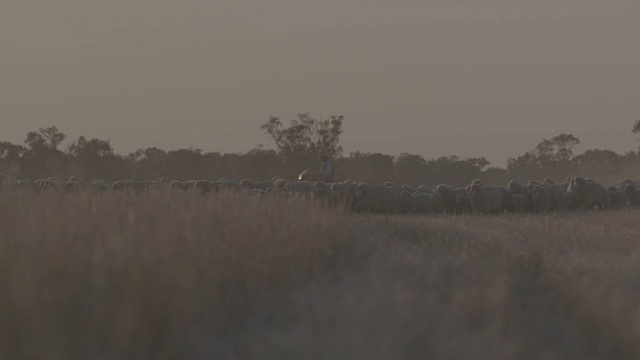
<box><xmin>2</xmin><ymin>191</ymin><xmax>640</xmax><ymax>359</ymax></box>
<box><xmin>0</xmin><ymin>191</ymin><xmax>354</xmax><ymax>359</ymax></box>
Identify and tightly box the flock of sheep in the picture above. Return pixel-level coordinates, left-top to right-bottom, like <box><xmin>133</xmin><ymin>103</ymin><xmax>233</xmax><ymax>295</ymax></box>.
<box><xmin>2</xmin><ymin>173</ymin><xmax>640</xmax><ymax>214</ymax></box>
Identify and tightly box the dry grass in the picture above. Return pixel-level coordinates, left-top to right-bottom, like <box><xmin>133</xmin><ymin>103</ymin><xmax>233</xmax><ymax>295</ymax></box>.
<box><xmin>2</xmin><ymin>192</ymin><xmax>640</xmax><ymax>359</ymax></box>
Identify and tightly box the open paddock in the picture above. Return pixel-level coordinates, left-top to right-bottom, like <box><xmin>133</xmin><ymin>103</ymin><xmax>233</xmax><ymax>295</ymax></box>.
<box><xmin>2</xmin><ymin>192</ymin><xmax>640</xmax><ymax>359</ymax></box>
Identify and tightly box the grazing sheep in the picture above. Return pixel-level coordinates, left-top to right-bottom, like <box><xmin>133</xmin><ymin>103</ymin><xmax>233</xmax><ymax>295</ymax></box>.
<box><xmin>212</xmin><ymin>180</ymin><xmax>242</xmax><ymax>192</ymax></box>
<box><xmin>355</xmin><ymin>184</ymin><xmax>402</xmax><ymax>213</ymax></box>
<box><xmin>526</xmin><ymin>181</ymin><xmax>542</xmax><ymax>193</ymax></box>
<box><xmin>455</xmin><ymin>193</ymin><xmax>473</xmax><ymax>214</ymax></box>
<box><xmin>240</xmin><ymin>179</ymin><xmax>253</xmax><ymax>189</ymax></box>
<box><xmin>252</xmin><ymin>181</ymin><xmax>276</xmax><ymax>191</ymax></box>
<box><xmin>624</xmin><ymin>185</ymin><xmax>640</xmax><ymax>207</ymax></box>
<box><xmin>148</xmin><ymin>181</ymin><xmax>168</xmax><ymax>191</ymax></box>
<box><xmin>415</xmin><ymin>185</ymin><xmax>433</xmax><ymax>194</ymax></box>
<box><xmin>617</xmin><ymin>178</ymin><xmax>640</xmax><ymax>189</ymax></box>
<box><xmin>132</xmin><ymin>181</ymin><xmax>154</xmax><ymax>191</ymax></box>
<box><xmin>531</xmin><ymin>184</ymin><xmax>559</xmax><ymax>213</ymax></box>
<box><xmin>468</xmin><ymin>184</ymin><xmax>510</xmax><ymax>214</ymax></box>
<box><xmin>607</xmin><ymin>186</ymin><xmax>628</xmax><ymax>209</ymax></box>
<box><xmin>247</xmin><ymin>189</ymin><xmax>266</xmax><ymax>198</ymax></box>
<box><xmin>507</xmin><ymin>180</ymin><xmax>528</xmax><ymax>195</ymax></box>
<box><xmin>552</xmin><ymin>189</ymin><xmax>576</xmax><ymax>211</ymax></box>
<box><xmin>569</xmin><ymin>177</ymin><xmax>609</xmax><ymax>210</ymax></box>
<box><xmin>91</xmin><ymin>182</ymin><xmax>111</xmax><ymax>193</ymax></box>
<box><xmin>330</xmin><ymin>182</ymin><xmax>359</xmax><ymax>210</ymax></box>
<box><xmin>429</xmin><ymin>192</ymin><xmax>444</xmax><ymax>213</ymax></box>
<box><xmin>169</xmin><ymin>180</ymin><xmax>186</xmax><ymax>191</ymax></box>
<box><xmin>64</xmin><ymin>181</ymin><xmax>81</xmax><ymax>192</ymax></box>
<box><xmin>111</xmin><ymin>181</ymin><xmax>127</xmax><ymax>191</ymax></box>
<box><xmin>401</xmin><ymin>185</ymin><xmax>416</xmax><ymax>193</ymax></box>
<box><xmin>274</xmin><ymin>179</ymin><xmax>288</xmax><ymax>191</ymax></box>
<box><xmin>313</xmin><ymin>181</ymin><xmax>333</xmax><ymax>203</ymax></box>
<box><xmin>41</xmin><ymin>179</ymin><xmax>63</xmax><ymax>191</ymax></box>
<box><xmin>400</xmin><ymin>190</ymin><xmax>433</xmax><ymax>213</ymax></box>
<box><xmin>69</xmin><ymin>176</ymin><xmax>84</xmax><ymax>183</ymax></box>
<box><xmin>195</xmin><ymin>180</ymin><xmax>213</xmax><ymax>194</ymax></box>
<box><xmin>434</xmin><ymin>185</ymin><xmax>459</xmax><ymax>214</ymax></box>
<box><xmin>510</xmin><ymin>193</ymin><xmax>533</xmax><ymax>212</ymax></box>
<box><xmin>285</xmin><ymin>181</ymin><xmax>315</xmax><ymax>197</ymax></box>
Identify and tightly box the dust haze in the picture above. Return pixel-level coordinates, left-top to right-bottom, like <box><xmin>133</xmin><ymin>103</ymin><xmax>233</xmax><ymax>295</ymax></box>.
<box><xmin>2</xmin><ymin>0</ymin><xmax>639</xmax><ymax>166</ymax></box>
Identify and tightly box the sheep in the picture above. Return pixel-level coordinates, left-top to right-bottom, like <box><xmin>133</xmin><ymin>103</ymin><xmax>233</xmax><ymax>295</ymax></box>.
<box><xmin>285</xmin><ymin>181</ymin><xmax>315</xmax><ymax>199</ymax></box>
<box><xmin>468</xmin><ymin>184</ymin><xmax>510</xmax><ymax>214</ymax></box>
<box><xmin>355</xmin><ymin>183</ymin><xmax>401</xmax><ymax>213</ymax></box>
<box><xmin>401</xmin><ymin>185</ymin><xmax>416</xmax><ymax>193</ymax></box>
<box><xmin>313</xmin><ymin>181</ymin><xmax>333</xmax><ymax>203</ymax></box>
<box><xmin>552</xmin><ymin>189</ymin><xmax>576</xmax><ymax>212</ymax></box>
<box><xmin>568</xmin><ymin>177</ymin><xmax>610</xmax><ymax>210</ymax></box>
<box><xmin>607</xmin><ymin>186</ymin><xmax>628</xmax><ymax>209</ymax></box>
<box><xmin>195</xmin><ymin>180</ymin><xmax>213</xmax><ymax>194</ymax></box>
<box><xmin>510</xmin><ymin>193</ymin><xmax>533</xmax><ymax>212</ymax></box>
<box><xmin>330</xmin><ymin>182</ymin><xmax>359</xmax><ymax>210</ymax></box>
<box><xmin>624</xmin><ymin>184</ymin><xmax>640</xmax><ymax>207</ymax></box>
<box><xmin>415</xmin><ymin>185</ymin><xmax>433</xmax><ymax>194</ymax></box>
<box><xmin>400</xmin><ymin>190</ymin><xmax>433</xmax><ymax>213</ymax></box>
<box><xmin>169</xmin><ymin>180</ymin><xmax>186</xmax><ymax>191</ymax></box>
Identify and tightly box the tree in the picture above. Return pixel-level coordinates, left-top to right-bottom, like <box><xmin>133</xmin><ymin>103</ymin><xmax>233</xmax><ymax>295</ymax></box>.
<box><xmin>0</xmin><ymin>141</ymin><xmax>26</xmax><ymax>161</ymax></box>
<box><xmin>67</xmin><ymin>136</ymin><xmax>117</xmax><ymax>179</ymax></box>
<box><xmin>633</xmin><ymin>119</ymin><xmax>640</xmax><ymax>149</ymax></box>
<box><xmin>424</xmin><ymin>156</ymin><xmax>490</xmax><ymax>186</ymax></box>
<box><xmin>261</xmin><ymin>113</ymin><xmax>344</xmax><ymax>162</ymax></box>
<box><xmin>535</xmin><ymin>133</ymin><xmax>581</xmax><ymax>164</ymax></box>
<box><xmin>0</xmin><ymin>141</ymin><xmax>27</xmax><ymax>176</ymax></box>
<box><xmin>24</xmin><ymin>126</ymin><xmax>66</xmax><ymax>152</ymax></box>
<box><xmin>395</xmin><ymin>153</ymin><xmax>427</xmax><ymax>185</ymax></box>
<box><xmin>572</xmin><ymin>149</ymin><xmax>621</xmax><ymax>173</ymax></box>
<box><xmin>337</xmin><ymin>152</ymin><xmax>394</xmax><ymax>184</ymax></box>
<box><xmin>127</xmin><ymin>147</ymin><xmax>168</xmax><ymax>179</ymax></box>
<box><xmin>508</xmin><ymin>133</ymin><xmax>581</xmax><ymax>175</ymax></box>
<box><xmin>68</xmin><ymin>136</ymin><xmax>114</xmax><ymax>159</ymax></box>
<box><xmin>21</xmin><ymin>126</ymin><xmax>68</xmax><ymax>178</ymax></box>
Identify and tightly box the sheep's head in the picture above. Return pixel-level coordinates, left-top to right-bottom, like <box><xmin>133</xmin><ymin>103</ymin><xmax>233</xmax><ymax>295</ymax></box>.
<box><xmin>469</xmin><ymin>183</ymin><xmax>483</xmax><ymax>198</ymax></box>
<box><xmin>624</xmin><ymin>184</ymin><xmax>637</xmax><ymax>200</ymax></box>
<box><xmin>572</xmin><ymin>177</ymin><xmax>587</xmax><ymax>192</ymax></box>
<box><xmin>434</xmin><ymin>184</ymin><xmax>450</xmax><ymax>195</ymax></box>
<box><xmin>355</xmin><ymin>183</ymin><xmax>369</xmax><ymax>198</ymax></box>
<box><xmin>532</xmin><ymin>185</ymin><xmax>546</xmax><ymax>198</ymax></box>
<box><xmin>507</xmin><ymin>180</ymin><xmax>525</xmax><ymax>194</ymax></box>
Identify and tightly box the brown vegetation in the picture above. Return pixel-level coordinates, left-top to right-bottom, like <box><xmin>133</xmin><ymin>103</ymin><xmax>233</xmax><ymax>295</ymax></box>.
<box><xmin>2</xmin><ymin>191</ymin><xmax>640</xmax><ymax>359</ymax></box>
<box><xmin>3</xmin><ymin>123</ymin><xmax>640</xmax><ymax>187</ymax></box>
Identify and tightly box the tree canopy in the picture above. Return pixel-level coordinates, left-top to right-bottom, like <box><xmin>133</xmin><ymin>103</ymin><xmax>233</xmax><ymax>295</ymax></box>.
<box><xmin>1</xmin><ymin>118</ymin><xmax>640</xmax><ymax>186</ymax></box>
<box><xmin>260</xmin><ymin>113</ymin><xmax>344</xmax><ymax>161</ymax></box>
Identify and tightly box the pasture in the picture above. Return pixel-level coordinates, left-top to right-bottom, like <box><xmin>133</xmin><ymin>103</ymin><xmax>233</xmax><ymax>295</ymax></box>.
<box><xmin>2</xmin><ymin>191</ymin><xmax>640</xmax><ymax>359</ymax></box>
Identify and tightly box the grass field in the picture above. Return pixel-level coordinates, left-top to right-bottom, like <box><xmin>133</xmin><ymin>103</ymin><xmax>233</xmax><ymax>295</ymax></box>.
<box><xmin>2</xmin><ymin>192</ymin><xmax>640</xmax><ymax>359</ymax></box>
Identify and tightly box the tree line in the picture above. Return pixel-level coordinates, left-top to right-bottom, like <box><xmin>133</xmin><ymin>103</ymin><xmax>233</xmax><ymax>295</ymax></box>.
<box><xmin>2</xmin><ymin>114</ymin><xmax>640</xmax><ymax>186</ymax></box>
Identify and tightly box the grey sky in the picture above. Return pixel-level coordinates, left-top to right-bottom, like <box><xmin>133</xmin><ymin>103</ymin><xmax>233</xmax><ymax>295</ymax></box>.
<box><xmin>2</xmin><ymin>0</ymin><xmax>639</xmax><ymax>166</ymax></box>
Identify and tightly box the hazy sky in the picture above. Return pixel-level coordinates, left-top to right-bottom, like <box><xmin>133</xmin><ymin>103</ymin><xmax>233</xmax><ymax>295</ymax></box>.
<box><xmin>2</xmin><ymin>0</ymin><xmax>639</xmax><ymax>166</ymax></box>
